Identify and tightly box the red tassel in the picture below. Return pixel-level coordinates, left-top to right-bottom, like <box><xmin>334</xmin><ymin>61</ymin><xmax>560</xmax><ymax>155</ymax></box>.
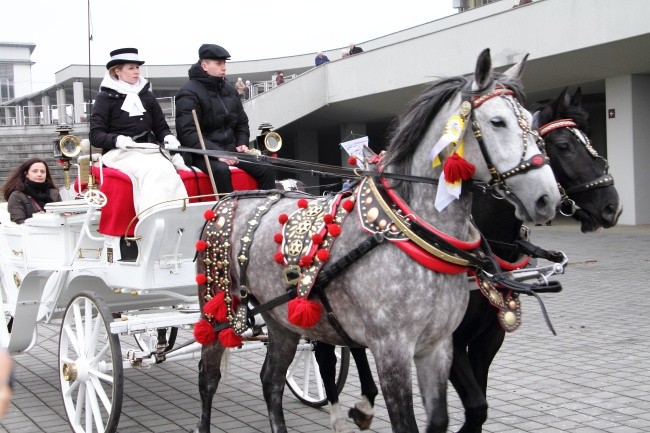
<box><xmin>194</xmin><ymin>319</ymin><xmax>217</xmax><ymax>345</ymax></box>
<box><xmin>443</xmin><ymin>153</ymin><xmax>476</xmax><ymax>183</ymax></box>
<box><xmin>287</xmin><ymin>298</ymin><xmax>322</xmax><ymax>328</ymax></box>
<box><xmin>342</xmin><ymin>199</ymin><xmax>355</xmax><ymax>212</ymax></box>
<box><xmin>316</xmin><ymin>249</ymin><xmax>330</xmax><ymax>262</ymax></box>
<box><xmin>278</xmin><ymin>214</ymin><xmax>289</xmax><ymax>224</ymax></box>
<box><xmin>328</xmin><ymin>224</ymin><xmax>341</xmax><ymax>237</ymax></box>
<box><xmin>297</xmin><ymin>198</ymin><xmax>309</xmax><ymax>208</ymax></box>
<box><xmin>348</xmin><ymin>156</ymin><xmax>357</xmax><ymax>166</ymax></box>
<box><xmin>218</xmin><ymin>328</ymin><xmax>243</xmax><ymax>348</ymax></box>
<box><xmin>311</xmin><ymin>233</ymin><xmax>324</xmax><ymax>245</ymax></box>
<box><xmin>323</xmin><ymin>214</ymin><xmax>334</xmax><ymax>224</ymax></box>
<box><xmin>195</xmin><ymin>274</ymin><xmax>207</xmax><ymax>285</ymax></box>
<box><xmin>195</xmin><ymin>240</ymin><xmax>208</xmax><ymax>251</ymax></box>
<box><xmin>204</xmin><ymin>291</ymin><xmax>226</xmax><ymax>321</ymax></box>
<box><xmin>204</xmin><ymin>209</ymin><xmax>215</xmax><ymax>220</ymax></box>
<box><xmin>273</xmin><ymin>233</ymin><xmax>283</xmax><ymax>244</ymax></box>
<box><xmin>274</xmin><ymin>252</ymin><xmax>285</xmax><ymax>264</ymax></box>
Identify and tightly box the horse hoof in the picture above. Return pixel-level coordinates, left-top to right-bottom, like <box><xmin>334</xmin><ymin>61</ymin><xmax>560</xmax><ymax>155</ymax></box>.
<box><xmin>348</xmin><ymin>406</ymin><xmax>374</xmax><ymax>430</ymax></box>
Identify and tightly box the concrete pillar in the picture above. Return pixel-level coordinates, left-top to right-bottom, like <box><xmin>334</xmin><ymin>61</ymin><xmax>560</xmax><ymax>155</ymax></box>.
<box><xmin>73</xmin><ymin>80</ymin><xmax>85</xmax><ymax>123</ymax></box>
<box><xmin>605</xmin><ymin>75</ymin><xmax>650</xmax><ymax>225</ymax></box>
<box><xmin>41</xmin><ymin>94</ymin><xmax>51</xmax><ymax>124</ymax></box>
<box><xmin>27</xmin><ymin>100</ymin><xmax>37</xmax><ymax>125</ymax></box>
<box><xmin>339</xmin><ymin>122</ymin><xmax>367</xmax><ymax>166</ymax></box>
<box><xmin>56</xmin><ymin>87</ymin><xmax>67</xmax><ymax>125</ymax></box>
<box><xmin>293</xmin><ymin>130</ymin><xmax>319</xmax><ymax>189</ymax></box>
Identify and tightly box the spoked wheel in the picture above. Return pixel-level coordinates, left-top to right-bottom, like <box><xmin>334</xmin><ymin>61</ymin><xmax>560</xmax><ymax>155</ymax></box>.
<box><xmin>286</xmin><ymin>341</ymin><xmax>350</xmax><ymax>407</ymax></box>
<box><xmin>59</xmin><ymin>291</ymin><xmax>123</xmax><ymax>433</ymax></box>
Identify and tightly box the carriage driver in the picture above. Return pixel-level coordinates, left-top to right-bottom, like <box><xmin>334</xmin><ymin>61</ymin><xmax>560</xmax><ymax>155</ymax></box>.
<box><xmin>90</xmin><ymin>47</ymin><xmax>190</xmax><ymax>217</ymax></box>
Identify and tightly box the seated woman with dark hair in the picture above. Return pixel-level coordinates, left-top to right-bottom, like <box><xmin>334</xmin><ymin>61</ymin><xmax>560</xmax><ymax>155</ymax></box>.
<box><xmin>2</xmin><ymin>157</ymin><xmax>62</xmax><ymax>224</ymax></box>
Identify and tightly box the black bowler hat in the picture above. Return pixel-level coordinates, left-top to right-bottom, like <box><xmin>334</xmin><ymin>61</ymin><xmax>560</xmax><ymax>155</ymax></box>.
<box><xmin>199</xmin><ymin>44</ymin><xmax>231</xmax><ymax>60</ymax></box>
<box><xmin>106</xmin><ymin>48</ymin><xmax>145</xmax><ymax>69</ymax></box>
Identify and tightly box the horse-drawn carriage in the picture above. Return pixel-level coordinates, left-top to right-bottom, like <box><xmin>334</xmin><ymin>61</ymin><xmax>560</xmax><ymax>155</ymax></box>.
<box><xmin>0</xmin><ymin>126</ymin><xmax>349</xmax><ymax>433</ymax></box>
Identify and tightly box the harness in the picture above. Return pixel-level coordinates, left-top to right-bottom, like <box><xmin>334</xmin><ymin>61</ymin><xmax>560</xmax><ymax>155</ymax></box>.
<box><xmin>537</xmin><ymin>118</ymin><xmax>614</xmax><ymax>216</ymax></box>
<box><xmin>193</xmin><ymin>86</ymin><xmax>564</xmax><ymax>347</ymax></box>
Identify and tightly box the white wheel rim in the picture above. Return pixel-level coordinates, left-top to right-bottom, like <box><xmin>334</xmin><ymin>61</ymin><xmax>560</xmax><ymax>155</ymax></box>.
<box><xmin>286</xmin><ymin>344</ymin><xmax>343</xmax><ymax>404</ymax></box>
<box><xmin>59</xmin><ymin>296</ymin><xmax>116</xmax><ymax>433</ymax></box>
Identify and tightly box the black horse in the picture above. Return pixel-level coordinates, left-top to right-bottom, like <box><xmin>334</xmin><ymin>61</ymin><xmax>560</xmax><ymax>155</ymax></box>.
<box><xmin>315</xmin><ymin>87</ymin><xmax>622</xmax><ymax>433</ymax></box>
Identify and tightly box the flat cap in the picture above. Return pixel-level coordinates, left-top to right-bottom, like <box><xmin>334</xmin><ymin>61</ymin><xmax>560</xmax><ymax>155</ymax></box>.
<box><xmin>199</xmin><ymin>44</ymin><xmax>231</xmax><ymax>60</ymax></box>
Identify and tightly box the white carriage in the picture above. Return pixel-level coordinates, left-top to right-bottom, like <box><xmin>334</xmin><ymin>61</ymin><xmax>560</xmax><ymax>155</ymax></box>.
<box><xmin>0</xmin><ymin>137</ymin><xmax>348</xmax><ymax>433</ymax></box>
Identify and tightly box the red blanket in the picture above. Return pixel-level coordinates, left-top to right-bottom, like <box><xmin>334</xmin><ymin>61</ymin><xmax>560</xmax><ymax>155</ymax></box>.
<box><xmin>77</xmin><ymin>167</ymin><xmax>258</xmax><ymax>236</ymax></box>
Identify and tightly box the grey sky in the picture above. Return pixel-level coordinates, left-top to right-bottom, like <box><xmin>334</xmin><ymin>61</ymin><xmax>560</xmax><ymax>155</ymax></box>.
<box><xmin>2</xmin><ymin>0</ymin><xmax>456</xmax><ymax>91</ymax></box>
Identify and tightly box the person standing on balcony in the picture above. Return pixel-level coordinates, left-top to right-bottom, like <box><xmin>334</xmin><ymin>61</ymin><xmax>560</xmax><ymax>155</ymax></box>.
<box><xmin>89</xmin><ymin>47</ymin><xmax>188</xmax><ymax>215</ymax></box>
<box><xmin>235</xmin><ymin>77</ymin><xmax>246</xmax><ymax>100</ymax></box>
<box><xmin>315</xmin><ymin>51</ymin><xmax>330</xmax><ymax>66</ymax></box>
<box><xmin>349</xmin><ymin>42</ymin><xmax>364</xmax><ymax>56</ymax></box>
<box><xmin>275</xmin><ymin>71</ymin><xmax>285</xmax><ymax>86</ymax></box>
<box><xmin>175</xmin><ymin>44</ymin><xmax>275</xmax><ymax>194</ymax></box>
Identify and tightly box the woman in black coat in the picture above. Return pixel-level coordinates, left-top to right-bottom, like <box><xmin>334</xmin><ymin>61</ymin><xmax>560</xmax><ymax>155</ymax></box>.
<box><xmin>90</xmin><ymin>48</ymin><xmax>188</xmax><ymax>216</ymax></box>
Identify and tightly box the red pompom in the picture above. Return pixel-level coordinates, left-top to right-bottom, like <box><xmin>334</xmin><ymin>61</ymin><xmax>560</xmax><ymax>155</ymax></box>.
<box><xmin>196</xmin><ymin>240</ymin><xmax>208</xmax><ymax>251</ymax></box>
<box><xmin>348</xmin><ymin>156</ymin><xmax>358</xmax><ymax>166</ymax></box>
<box><xmin>203</xmin><ymin>291</ymin><xmax>226</xmax><ymax>320</ymax></box>
<box><xmin>194</xmin><ymin>319</ymin><xmax>217</xmax><ymax>345</ymax></box>
<box><xmin>274</xmin><ymin>252</ymin><xmax>285</xmax><ymax>264</ymax></box>
<box><xmin>342</xmin><ymin>199</ymin><xmax>355</xmax><ymax>212</ymax></box>
<box><xmin>273</xmin><ymin>233</ymin><xmax>283</xmax><ymax>244</ymax></box>
<box><xmin>196</xmin><ymin>274</ymin><xmax>207</xmax><ymax>285</ymax></box>
<box><xmin>297</xmin><ymin>198</ymin><xmax>309</xmax><ymax>208</ymax></box>
<box><xmin>300</xmin><ymin>255</ymin><xmax>313</xmax><ymax>267</ymax></box>
<box><xmin>204</xmin><ymin>209</ymin><xmax>215</xmax><ymax>220</ymax></box>
<box><xmin>218</xmin><ymin>328</ymin><xmax>243</xmax><ymax>348</ymax></box>
<box><xmin>287</xmin><ymin>298</ymin><xmax>322</xmax><ymax>328</ymax></box>
<box><xmin>323</xmin><ymin>214</ymin><xmax>334</xmax><ymax>224</ymax></box>
<box><xmin>278</xmin><ymin>214</ymin><xmax>289</xmax><ymax>224</ymax></box>
<box><xmin>443</xmin><ymin>153</ymin><xmax>476</xmax><ymax>183</ymax></box>
<box><xmin>316</xmin><ymin>249</ymin><xmax>330</xmax><ymax>262</ymax></box>
<box><xmin>311</xmin><ymin>233</ymin><xmax>324</xmax><ymax>245</ymax></box>
<box><xmin>328</xmin><ymin>224</ymin><xmax>341</xmax><ymax>237</ymax></box>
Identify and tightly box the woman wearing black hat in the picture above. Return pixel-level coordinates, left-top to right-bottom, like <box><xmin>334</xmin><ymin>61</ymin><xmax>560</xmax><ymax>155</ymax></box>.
<box><xmin>90</xmin><ymin>47</ymin><xmax>189</xmax><ymax>216</ymax></box>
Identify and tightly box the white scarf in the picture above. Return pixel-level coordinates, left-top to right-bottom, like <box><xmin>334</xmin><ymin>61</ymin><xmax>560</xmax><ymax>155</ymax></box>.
<box><xmin>99</xmin><ymin>72</ymin><xmax>147</xmax><ymax>117</ymax></box>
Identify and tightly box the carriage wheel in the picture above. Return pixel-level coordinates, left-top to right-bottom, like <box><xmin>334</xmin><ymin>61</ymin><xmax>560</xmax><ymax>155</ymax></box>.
<box><xmin>286</xmin><ymin>341</ymin><xmax>350</xmax><ymax>407</ymax></box>
<box><xmin>59</xmin><ymin>291</ymin><xmax>123</xmax><ymax>433</ymax></box>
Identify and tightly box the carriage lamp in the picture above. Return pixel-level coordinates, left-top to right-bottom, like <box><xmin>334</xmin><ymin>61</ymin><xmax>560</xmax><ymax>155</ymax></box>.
<box><xmin>53</xmin><ymin>124</ymin><xmax>82</xmax><ymax>189</ymax></box>
<box><xmin>256</xmin><ymin>122</ymin><xmax>282</xmax><ymax>154</ymax></box>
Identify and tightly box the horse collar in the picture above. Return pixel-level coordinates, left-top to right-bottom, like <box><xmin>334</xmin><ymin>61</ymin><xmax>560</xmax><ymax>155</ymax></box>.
<box><xmin>357</xmin><ymin>176</ymin><xmax>481</xmax><ymax>273</ymax></box>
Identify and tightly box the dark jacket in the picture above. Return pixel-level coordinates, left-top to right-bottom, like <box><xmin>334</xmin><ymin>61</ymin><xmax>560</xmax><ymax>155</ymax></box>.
<box><xmin>90</xmin><ymin>81</ymin><xmax>171</xmax><ymax>153</ymax></box>
<box><xmin>315</xmin><ymin>54</ymin><xmax>330</xmax><ymax>66</ymax></box>
<box><xmin>7</xmin><ymin>189</ymin><xmax>62</xmax><ymax>224</ymax></box>
<box><xmin>349</xmin><ymin>45</ymin><xmax>364</xmax><ymax>55</ymax></box>
<box><xmin>175</xmin><ymin>63</ymin><xmax>250</xmax><ymax>153</ymax></box>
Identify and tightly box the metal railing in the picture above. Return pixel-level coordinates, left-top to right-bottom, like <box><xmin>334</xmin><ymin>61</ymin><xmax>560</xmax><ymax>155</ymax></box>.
<box><xmin>0</xmin><ymin>77</ymin><xmax>296</xmax><ymax>127</ymax></box>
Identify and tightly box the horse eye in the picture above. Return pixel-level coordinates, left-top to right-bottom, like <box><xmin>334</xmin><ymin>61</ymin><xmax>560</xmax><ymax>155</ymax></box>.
<box><xmin>490</xmin><ymin>118</ymin><xmax>506</xmax><ymax>128</ymax></box>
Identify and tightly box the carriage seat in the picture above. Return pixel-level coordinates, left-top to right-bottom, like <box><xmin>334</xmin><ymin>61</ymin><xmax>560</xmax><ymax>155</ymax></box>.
<box><xmin>88</xmin><ymin>166</ymin><xmax>258</xmax><ymax>237</ymax></box>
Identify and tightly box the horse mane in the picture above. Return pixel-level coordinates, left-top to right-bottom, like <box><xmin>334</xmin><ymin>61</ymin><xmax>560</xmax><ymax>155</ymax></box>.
<box><xmin>380</xmin><ymin>71</ymin><xmax>526</xmax><ymax>200</ymax></box>
<box><xmin>531</xmin><ymin>91</ymin><xmax>590</xmax><ymax>134</ymax></box>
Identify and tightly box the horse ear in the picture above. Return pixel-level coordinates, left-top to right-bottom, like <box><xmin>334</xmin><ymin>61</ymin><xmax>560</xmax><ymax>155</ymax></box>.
<box><xmin>502</xmin><ymin>53</ymin><xmax>529</xmax><ymax>82</ymax></box>
<box><xmin>474</xmin><ymin>48</ymin><xmax>492</xmax><ymax>90</ymax></box>
<box><xmin>554</xmin><ymin>86</ymin><xmax>570</xmax><ymax>114</ymax></box>
<box><xmin>571</xmin><ymin>87</ymin><xmax>583</xmax><ymax>107</ymax></box>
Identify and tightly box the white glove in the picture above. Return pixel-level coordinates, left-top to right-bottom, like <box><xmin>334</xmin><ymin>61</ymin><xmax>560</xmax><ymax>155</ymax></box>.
<box><xmin>171</xmin><ymin>154</ymin><xmax>192</xmax><ymax>171</ymax></box>
<box><xmin>164</xmin><ymin>134</ymin><xmax>181</xmax><ymax>150</ymax></box>
<box><xmin>115</xmin><ymin>135</ymin><xmax>136</xmax><ymax>149</ymax></box>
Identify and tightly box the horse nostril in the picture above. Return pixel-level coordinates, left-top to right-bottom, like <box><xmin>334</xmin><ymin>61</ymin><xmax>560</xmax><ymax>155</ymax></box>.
<box><xmin>603</xmin><ymin>203</ymin><xmax>620</xmax><ymax>225</ymax></box>
<box><xmin>535</xmin><ymin>194</ymin><xmax>550</xmax><ymax>212</ymax></box>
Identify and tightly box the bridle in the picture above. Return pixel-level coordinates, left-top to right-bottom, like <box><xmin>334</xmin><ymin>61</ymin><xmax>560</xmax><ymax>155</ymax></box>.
<box><xmin>537</xmin><ymin>118</ymin><xmax>614</xmax><ymax>216</ymax></box>
<box><xmin>465</xmin><ymin>87</ymin><xmax>548</xmax><ymax>197</ymax></box>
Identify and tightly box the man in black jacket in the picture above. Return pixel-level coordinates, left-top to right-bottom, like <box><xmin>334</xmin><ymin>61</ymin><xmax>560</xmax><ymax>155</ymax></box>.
<box><xmin>175</xmin><ymin>44</ymin><xmax>274</xmax><ymax>193</ymax></box>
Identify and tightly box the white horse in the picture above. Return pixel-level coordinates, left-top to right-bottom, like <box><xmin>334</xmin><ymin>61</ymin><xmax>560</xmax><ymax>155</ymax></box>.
<box><xmin>193</xmin><ymin>48</ymin><xmax>560</xmax><ymax>433</ymax></box>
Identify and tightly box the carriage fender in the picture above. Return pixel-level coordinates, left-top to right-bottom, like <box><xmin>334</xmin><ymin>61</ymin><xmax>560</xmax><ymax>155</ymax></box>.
<box><xmin>6</xmin><ymin>270</ymin><xmax>55</xmax><ymax>353</ymax></box>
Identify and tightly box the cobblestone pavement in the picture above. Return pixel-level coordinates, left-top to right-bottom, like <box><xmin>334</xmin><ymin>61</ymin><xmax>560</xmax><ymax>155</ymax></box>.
<box><xmin>1</xmin><ymin>218</ymin><xmax>649</xmax><ymax>432</ymax></box>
